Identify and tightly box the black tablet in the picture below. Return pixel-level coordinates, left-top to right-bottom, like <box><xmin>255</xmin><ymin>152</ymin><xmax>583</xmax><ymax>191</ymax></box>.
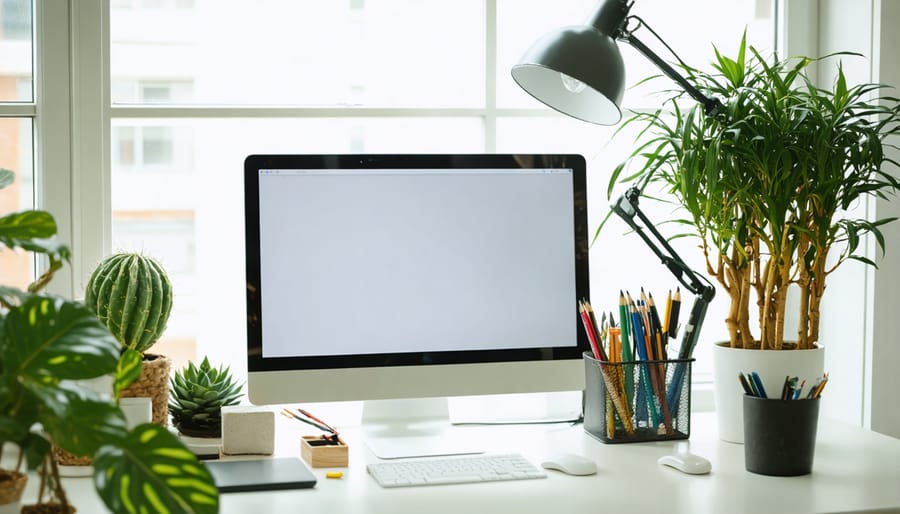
<box><xmin>205</xmin><ymin>458</ymin><xmax>318</xmax><ymax>493</ymax></box>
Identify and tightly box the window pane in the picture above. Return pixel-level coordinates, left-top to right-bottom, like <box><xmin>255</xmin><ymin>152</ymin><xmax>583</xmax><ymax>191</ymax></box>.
<box><xmin>110</xmin><ymin>1</ymin><xmax>485</xmax><ymax>107</ymax></box>
<box><xmin>0</xmin><ymin>0</ymin><xmax>33</xmax><ymax>102</ymax></box>
<box><xmin>110</xmin><ymin>117</ymin><xmax>483</xmax><ymax>373</ymax></box>
<box><xmin>498</xmin><ymin>116</ymin><xmax>727</xmax><ymax>377</ymax></box>
<box><xmin>498</xmin><ymin>0</ymin><xmax>776</xmax><ymax>109</ymax></box>
<box><xmin>496</xmin><ymin>0</ymin><xmax>598</xmax><ymax>109</ymax></box>
<box><xmin>0</xmin><ymin>117</ymin><xmax>34</xmax><ymax>289</ymax></box>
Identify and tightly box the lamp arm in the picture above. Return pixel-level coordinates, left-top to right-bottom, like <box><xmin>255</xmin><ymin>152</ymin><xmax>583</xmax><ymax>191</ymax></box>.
<box><xmin>611</xmin><ymin>186</ymin><xmax>715</xmax><ymax>359</ymax></box>
<box><xmin>611</xmin><ymin>187</ymin><xmax>715</xmax><ymax>301</ymax></box>
<box><xmin>620</xmin><ymin>33</ymin><xmax>723</xmax><ymax>117</ymax></box>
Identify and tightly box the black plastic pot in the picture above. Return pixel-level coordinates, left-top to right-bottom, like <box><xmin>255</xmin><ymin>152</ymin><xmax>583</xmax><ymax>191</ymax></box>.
<box><xmin>743</xmin><ymin>395</ymin><xmax>820</xmax><ymax>476</ymax></box>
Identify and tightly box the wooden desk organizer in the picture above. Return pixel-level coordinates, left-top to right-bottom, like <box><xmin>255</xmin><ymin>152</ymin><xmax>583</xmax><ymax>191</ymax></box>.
<box><xmin>300</xmin><ymin>436</ymin><xmax>348</xmax><ymax>468</ymax></box>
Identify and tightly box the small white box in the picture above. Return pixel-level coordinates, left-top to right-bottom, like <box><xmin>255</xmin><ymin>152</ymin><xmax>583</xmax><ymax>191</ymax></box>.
<box><xmin>221</xmin><ymin>406</ymin><xmax>275</xmax><ymax>455</ymax></box>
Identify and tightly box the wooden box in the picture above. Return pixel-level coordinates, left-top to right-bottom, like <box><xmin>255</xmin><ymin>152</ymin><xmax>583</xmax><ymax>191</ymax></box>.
<box><xmin>300</xmin><ymin>436</ymin><xmax>348</xmax><ymax>468</ymax></box>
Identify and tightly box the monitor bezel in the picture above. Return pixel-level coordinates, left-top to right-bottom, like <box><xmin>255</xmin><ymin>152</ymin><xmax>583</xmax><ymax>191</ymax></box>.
<box><xmin>244</xmin><ymin>153</ymin><xmax>591</xmax><ymax>376</ymax></box>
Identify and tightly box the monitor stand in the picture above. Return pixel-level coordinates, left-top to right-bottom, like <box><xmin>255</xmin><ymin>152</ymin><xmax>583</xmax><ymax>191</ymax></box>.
<box><xmin>361</xmin><ymin>397</ymin><xmax>485</xmax><ymax>459</ymax></box>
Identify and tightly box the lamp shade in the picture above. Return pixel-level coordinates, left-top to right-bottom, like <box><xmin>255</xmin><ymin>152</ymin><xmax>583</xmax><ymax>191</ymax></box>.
<box><xmin>512</xmin><ymin>26</ymin><xmax>625</xmax><ymax>125</ymax></box>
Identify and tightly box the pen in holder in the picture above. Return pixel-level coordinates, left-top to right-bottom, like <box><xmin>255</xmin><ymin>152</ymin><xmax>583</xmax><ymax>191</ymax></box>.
<box><xmin>583</xmin><ymin>352</ymin><xmax>693</xmax><ymax>443</ymax></box>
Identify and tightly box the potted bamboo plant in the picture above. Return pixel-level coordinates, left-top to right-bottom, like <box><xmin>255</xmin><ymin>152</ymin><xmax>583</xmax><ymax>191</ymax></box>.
<box><xmin>608</xmin><ymin>34</ymin><xmax>900</xmax><ymax>441</ymax></box>
<box><xmin>0</xmin><ymin>168</ymin><xmax>218</xmax><ymax>513</ymax></box>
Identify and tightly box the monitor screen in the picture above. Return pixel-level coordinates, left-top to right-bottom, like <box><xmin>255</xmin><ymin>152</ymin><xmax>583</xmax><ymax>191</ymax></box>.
<box><xmin>244</xmin><ymin>154</ymin><xmax>590</xmax><ymax>406</ymax></box>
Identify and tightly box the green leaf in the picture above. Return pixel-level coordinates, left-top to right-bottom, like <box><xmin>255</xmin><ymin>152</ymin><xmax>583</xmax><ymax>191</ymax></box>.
<box><xmin>0</xmin><ymin>168</ymin><xmax>13</xmax><ymax>189</ymax></box>
<box><xmin>115</xmin><ymin>348</ymin><xmax>144</xmax><ymax>398</ymax></box>
<box><xmin>0</xmin><ymin>285</ymin><xmax>28</xmax><ymax>307</ymax></box>
<box><xmin>20</xmin><ymin>432</ymin><xmax>52</xmax><ymax>470</ymax></box>
<box><xmin>36</xmin><ymin>381</ymin><xmax>129</xmax><ymax>457</ymax></box>
<box><xmin>0</xmin><ymin>210</ymin><xmax>59</xmax><ymax>248</ymax></box>
<box><xmin>2</xmin><ymin>295</ymin><xmax>121</xmax><ymax>381</ymax></box>
<box><xmin>0</xmin><ymin>414</ymin><xmax>30</xmax><ymax>445</ymax></box>
<box><xmin>94</xmin><ymin>423</ymin><xmax>219</xmax><ymax>514</ymax></box>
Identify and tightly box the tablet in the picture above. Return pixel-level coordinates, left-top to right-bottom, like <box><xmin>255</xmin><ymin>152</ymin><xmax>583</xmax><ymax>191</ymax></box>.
<box><xmin>205</xmin><ymin>458</ymin><xmax>317</xmax><ymax>492</ymax></box>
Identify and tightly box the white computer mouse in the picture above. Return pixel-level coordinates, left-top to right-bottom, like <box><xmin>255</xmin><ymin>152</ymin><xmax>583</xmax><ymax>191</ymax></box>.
<box><xmin>540</xmin><ymin>453</ymin><xmax>598</xmax><ymax>476</ymax></box>
<box><xmin>657</xmin><ymin>452</ymin><xmax>711</xmax><ymax>475</ymax></box>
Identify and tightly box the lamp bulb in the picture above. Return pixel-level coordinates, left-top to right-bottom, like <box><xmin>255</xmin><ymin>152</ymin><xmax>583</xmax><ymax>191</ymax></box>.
<box><xmin>560</xmin><ymin>73</ymin><xmax>587</xmax><ymax>94</ymax></box>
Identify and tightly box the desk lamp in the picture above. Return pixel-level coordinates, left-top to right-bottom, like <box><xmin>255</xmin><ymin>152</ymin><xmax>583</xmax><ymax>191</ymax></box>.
<box><xmin>511</xmin><ymin>0</ymin><xmax>717</xmax><ymax>383</ymax></box>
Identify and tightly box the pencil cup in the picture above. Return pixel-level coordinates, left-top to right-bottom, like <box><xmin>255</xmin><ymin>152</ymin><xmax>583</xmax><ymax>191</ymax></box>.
<box><xmin>583</xmin><ymin>352</ymin><xmax>693</xmax><ymax>443</ymax></box>
<box><xmin>743</xmin><ymin>395</ymin><xmax>820</xmax><ymax>476</ymax></box>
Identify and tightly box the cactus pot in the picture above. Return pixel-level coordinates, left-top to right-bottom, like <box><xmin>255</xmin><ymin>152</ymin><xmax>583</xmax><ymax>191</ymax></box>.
<box><xmin>120</xmin><ymin>353</ymin><xmax>171</xmax><ymax>426</ymax></box>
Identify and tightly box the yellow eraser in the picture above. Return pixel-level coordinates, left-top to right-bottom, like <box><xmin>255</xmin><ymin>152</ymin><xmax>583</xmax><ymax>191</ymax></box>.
<box><xmin>326</xmin><ymin>471</ymin><xmax>343</xmax><ymax>479</ymax></box>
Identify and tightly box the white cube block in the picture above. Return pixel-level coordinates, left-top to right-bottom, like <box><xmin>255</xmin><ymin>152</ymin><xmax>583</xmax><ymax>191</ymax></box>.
<box><xmin>221</xmin><ymin>406</ymin><xmax>275</xmax><ymax>455</ymax></box>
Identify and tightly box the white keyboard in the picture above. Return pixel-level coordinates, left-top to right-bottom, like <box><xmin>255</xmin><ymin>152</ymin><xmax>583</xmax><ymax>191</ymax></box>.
<box><xmin>367</xmin><ymin>453</ymin><xmax>546</xmax><ymax>488</ymax></box>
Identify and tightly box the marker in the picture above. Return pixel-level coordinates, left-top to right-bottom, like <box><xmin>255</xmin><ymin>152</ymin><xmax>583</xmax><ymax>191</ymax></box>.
<box><xmin>749</xmin><ymin>371</ymin><xmax>768</xmax><ymax>399</ymax></box>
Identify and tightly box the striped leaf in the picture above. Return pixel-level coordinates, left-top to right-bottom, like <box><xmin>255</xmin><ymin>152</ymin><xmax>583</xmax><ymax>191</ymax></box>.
<box><xmin>2</xmin><ymin>295</ymin><xmax>120</xmax><ymax>381</ymax></box>
<box><xmin>115</xmin><ymin>348</ymin><xmax>144</xmax><ymax>397</ymax></box>
<box><xmin>93</xmin><ymin>423</ymin><xmax>219</xmax><ymax>514</ymax></box>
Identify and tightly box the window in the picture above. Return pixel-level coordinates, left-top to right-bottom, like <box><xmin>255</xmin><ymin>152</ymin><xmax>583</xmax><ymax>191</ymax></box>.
<box><xmin>0</xmin><ymin>0</ymin><xmax>32</xmax><ymax>290</ymax></box>
<box><xmin>11</xmin><ymin>1</ymin><xmax>780</xmax><ymax>413</ymax></box>
<box><xmin>1</xmin><ymin>0</ymin><xmax>30</xmax><ymax>42</ymax></box>
<box><xmin>102</xmin><ymin>1</ymin><xmax>776</xmax><ymax>382</ymax></box>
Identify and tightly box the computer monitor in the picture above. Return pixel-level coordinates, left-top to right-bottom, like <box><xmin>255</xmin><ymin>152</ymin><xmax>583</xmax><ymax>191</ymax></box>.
<box><xmin>244</xmin><ymin>154</ymin><xmax>590</xmax><ymax>457</ymax></box>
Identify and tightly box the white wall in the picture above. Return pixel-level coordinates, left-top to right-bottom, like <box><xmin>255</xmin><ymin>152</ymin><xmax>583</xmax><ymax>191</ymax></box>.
<box><xmin>814</xmin><ymin>0</ymin><xmax>900</xmax><ymax>438</ymax></box>
<box><xmin>869</xmin><ymin>0</ymin><xmax>900</xmax><ymax>439</ymax></box>
<box><xmin>783</xmin><ymin>0</ymin><xmax>900</xmax><ymax>438</ymax></box>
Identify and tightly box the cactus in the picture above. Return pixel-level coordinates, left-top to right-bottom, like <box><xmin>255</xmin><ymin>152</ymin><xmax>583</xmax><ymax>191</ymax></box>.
<box><xmin>84</xmin><ymin>252</ymin><xmax>173</xmax><ymax>353</ymax></box>
<box><xmin>169</xmin><ymin>357</ymin><xmax>243</xmax><ymax>438</ymax></box>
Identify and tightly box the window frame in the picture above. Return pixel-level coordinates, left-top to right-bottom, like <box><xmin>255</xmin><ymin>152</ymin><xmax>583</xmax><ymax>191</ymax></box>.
<box><xmin>43</xmin><ymin>0</ymin><xmax>898</xmax><ymax>428</ymax></box>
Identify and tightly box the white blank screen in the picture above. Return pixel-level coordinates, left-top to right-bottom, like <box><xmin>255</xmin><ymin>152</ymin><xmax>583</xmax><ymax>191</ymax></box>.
<box><xmin>258</xmin><ymin>168</ymin><xmax>577</xmax><ymax>358</ymax></box>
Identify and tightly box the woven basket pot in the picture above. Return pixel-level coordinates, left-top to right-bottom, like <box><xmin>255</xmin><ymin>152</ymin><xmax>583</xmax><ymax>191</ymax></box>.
<box><xmin>51</xmin><ymin>445</ymin><xmax>93</xmax><ymax>467</ymax></box>
<box><xmin>120</xmin><ymin>354</ymin><xmax>171</xmax><ymax>426</ymax></box>
<box><xmin>0</xmin><ymin>469</ymin><xmax>27</xmax><ymax>509</ymax></box>
<box><xmin>20</xmin><ymin>503</ymin><xmax>76</xmax><ymax>514</ymax></box>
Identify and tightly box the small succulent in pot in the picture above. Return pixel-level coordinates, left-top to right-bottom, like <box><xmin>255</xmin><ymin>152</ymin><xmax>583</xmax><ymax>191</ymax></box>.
<box><xmin>170</xmin><ymin>357</ymin><xmax>244</xmax><ymax>438</ymax></box>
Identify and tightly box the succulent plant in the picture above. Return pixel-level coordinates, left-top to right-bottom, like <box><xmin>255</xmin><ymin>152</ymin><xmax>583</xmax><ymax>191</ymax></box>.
<box><xmin>170</xmin><ymin>357</ymin><xmax>244</xmax><ymax>438</ymax></box>
<box><xmin>84</xmin><ymin>252</ymin><xmax>173</xmax><ymax>353</ymax></box>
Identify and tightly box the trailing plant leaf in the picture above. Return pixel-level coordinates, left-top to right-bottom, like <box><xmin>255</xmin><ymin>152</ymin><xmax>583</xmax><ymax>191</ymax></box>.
<box><xmin>2</xmin><ymin>295</ymin><xmax>121</xmax><ymax>381</ymax></box>
<box><xmin>93</xmin><ymin>423</ymin><xmax>219</xmax><ymax>514</ymax></box>
<box><xmin>115</xmin><ymin>348</ymin><xmax>144</xmax><ymax>398</ymax></box>
<box><xmin>0</xmin><ymin>210</ymin><xmax>58</xmax><ymax>245</ymax></box>
<box><xmin>36</xmin><ymin>381</ymin><xmax>129</xmax><ymax>458</ymax></box>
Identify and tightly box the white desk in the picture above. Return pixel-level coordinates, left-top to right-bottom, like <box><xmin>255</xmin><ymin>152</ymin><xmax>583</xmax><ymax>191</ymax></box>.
<box><xmin>51</xmin><ymin>412</ymin><xmax>900</xmax><ymax>513</ymax></box>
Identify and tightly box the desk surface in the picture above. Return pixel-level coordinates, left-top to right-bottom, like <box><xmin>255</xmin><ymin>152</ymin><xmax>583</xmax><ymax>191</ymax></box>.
<box><xmin>51</xmin><ymin>412</ymin><xmax>900</xmax><ymax>513</ymax></box>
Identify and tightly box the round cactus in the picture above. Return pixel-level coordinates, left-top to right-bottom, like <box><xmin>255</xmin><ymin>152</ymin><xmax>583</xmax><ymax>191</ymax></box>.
<box><xmin>84</xmin><ymin>252</ymin><xmax>173</xmax><ymax>353</ymax></box>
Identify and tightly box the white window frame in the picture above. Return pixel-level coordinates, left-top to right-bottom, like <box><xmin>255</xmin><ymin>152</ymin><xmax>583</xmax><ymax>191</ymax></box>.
<box><xmin>32</xmin><ymin>0</ymin><xmax>899</xmax><ymax>435</ymax></box>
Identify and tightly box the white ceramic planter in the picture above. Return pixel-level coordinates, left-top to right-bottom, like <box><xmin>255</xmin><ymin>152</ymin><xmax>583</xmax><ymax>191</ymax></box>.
<box><xmin>119</xmin><ymin>397</ymin><xmax>153</xmax><ymax>429</ymax></box>
<box><xmin>712</xmin><ymin>342</ymin><xmax>825</xmax><ymax>443</ymax></box>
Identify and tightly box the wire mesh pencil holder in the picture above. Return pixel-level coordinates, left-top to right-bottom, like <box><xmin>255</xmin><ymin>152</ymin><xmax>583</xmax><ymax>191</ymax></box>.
<box><xmin>583</xmin><ymin>352</ymin><xmax>693</xmax><ymax>443</ymax></box>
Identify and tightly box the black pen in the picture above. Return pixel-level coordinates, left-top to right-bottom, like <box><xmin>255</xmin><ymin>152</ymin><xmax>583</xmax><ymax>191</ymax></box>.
<box><xmin>738</xmin><ymin>373</ymin><xmax>754</xmax><ymax>396</ymax></box>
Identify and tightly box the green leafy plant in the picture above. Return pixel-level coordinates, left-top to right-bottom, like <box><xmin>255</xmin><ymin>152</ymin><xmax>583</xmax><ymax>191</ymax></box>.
<box><xmin>84</xmin><ymin>252</ymin><xmax>174</xmax><ymax>353</ymax></box>
<box><xmin>0</xmin><ymin>168</ymin><xmax>219</xmax><ymax>513</ymax></box>
<box><xmin>608</xmin><ymin>34</ymin><xmax>900</xmax><ymax>350</ymax></box>
<box><xmin>170</xmin><ymin>357</ymin><xmax>244</xmax><ymax>438</ymax></box>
